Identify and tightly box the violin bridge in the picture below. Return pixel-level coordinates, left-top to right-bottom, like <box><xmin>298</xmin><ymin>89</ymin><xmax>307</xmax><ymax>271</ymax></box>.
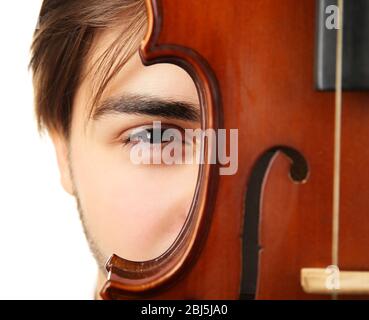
<box><xmin>301</xmin><ymin>268</ymin><xmax>369</xmax><ymax>295</ymax></box>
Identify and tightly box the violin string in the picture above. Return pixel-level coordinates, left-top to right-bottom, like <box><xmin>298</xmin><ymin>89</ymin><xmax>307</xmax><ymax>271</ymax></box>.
<box><xmin>332</xmin><ymin>0</ymin><xmax>344</xmax><ymax>299</ymax></box>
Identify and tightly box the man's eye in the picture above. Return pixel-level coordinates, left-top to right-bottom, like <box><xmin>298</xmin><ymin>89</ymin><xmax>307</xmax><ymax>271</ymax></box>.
<box><xmin>130</xmin><ymin>128</ymin><xmax>167</xmax><ymax>144</ymax></box>
<box><xmin>122</xmin><ymin>126</ymin><xmax>185</xmax><ymax>146</ymax></box>
<box><xmin>120</xmin><ymin>124</ymin><xmax>198</xmax><ymax>166</ymax></box>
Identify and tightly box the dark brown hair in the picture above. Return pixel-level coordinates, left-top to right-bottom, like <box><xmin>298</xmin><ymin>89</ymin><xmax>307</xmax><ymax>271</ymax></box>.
<box><xmin>30</xmin><ymin>0</ymin><xmax>147</xmax><ymax>138</ymax></box>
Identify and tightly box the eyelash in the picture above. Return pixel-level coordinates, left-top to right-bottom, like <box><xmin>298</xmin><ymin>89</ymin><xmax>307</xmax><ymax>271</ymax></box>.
<box><xmin>121</xmin><ymin>124</ymin><xmax>189</xmax><ymax>147</ymax></box>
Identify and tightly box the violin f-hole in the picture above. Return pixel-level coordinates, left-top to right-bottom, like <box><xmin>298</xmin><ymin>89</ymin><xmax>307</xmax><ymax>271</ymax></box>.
<box><xmin>241</xmin><ymin>147</ymin><xmax>308</xmax><ymax>299</ymax></box>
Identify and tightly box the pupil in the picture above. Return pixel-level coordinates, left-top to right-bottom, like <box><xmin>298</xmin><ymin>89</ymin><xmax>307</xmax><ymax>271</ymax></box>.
<box><xmin>150</xmin><ymin>128</ymin><xmax>164</xmax><ymax>144</ymax></box>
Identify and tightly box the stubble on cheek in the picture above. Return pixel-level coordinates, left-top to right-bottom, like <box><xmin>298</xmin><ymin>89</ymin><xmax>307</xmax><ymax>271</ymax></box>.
<box><xmin>67</xmin><ymin>155</ymin><xmax>109</xmax><ymax>273</ymax></box>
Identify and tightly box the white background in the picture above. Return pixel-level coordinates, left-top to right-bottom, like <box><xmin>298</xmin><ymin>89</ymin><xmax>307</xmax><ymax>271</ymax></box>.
<box><xmin>0</xmin><ymin>1</ymin><xmax>97</xmax><ymax>299</ymax></box>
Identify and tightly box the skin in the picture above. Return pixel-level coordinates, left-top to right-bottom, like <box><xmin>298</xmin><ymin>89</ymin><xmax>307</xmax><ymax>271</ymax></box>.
<box><xmin>51</xmin><ymin>23</ymin><xmax>200</xmax><ymax>295</ymax></box>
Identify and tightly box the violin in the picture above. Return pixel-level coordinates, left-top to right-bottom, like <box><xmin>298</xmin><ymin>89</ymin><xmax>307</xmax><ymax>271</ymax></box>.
<box><xmin>101</xmin><ymin>0</ymin><xmax>369</xmax><ymax>299</ymax></box>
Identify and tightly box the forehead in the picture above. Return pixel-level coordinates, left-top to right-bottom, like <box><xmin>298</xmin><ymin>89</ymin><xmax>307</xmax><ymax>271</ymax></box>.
<box><xmin>73</xmin><ymin>24</ymin><xmax>199</xmax><ymax>125</ymax></box>
<box><xmin>102</xmin><ymin>53</ymin><xmax>199</xmax><ymax>103</ymax></box>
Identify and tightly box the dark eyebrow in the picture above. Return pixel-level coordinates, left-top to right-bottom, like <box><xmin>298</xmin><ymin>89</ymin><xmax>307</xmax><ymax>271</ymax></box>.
<box><xmin>92</xmin><ymin>94</ymin><xmax>200</xmax><ymax>122</ymax></box>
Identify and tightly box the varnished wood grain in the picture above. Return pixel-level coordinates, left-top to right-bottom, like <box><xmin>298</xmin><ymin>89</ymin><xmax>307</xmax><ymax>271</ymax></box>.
<box><xmin>102</xmin><ymin>0</ymin><xmax>369</xmax><ymax>300</ymax></box>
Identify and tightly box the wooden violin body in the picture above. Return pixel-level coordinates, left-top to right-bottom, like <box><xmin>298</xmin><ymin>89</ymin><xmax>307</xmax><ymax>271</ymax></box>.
<box><xmin>101</xmin><ymin>0</ymin><xmax>369</xmax><ymax>299</ymax></box>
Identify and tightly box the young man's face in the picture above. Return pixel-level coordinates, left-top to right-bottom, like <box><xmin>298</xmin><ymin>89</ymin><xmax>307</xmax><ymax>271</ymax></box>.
<box><xmin>52</xmin><ymin>24</ymin><xmax>200</xmax><ymax>268</ymax></box>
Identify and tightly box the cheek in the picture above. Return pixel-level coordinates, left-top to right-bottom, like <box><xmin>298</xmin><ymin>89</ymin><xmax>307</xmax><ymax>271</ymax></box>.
<box><xmin>71</xmin><ymin>145</ymin><xmax>198</xmax><ymax>261</ymax></box>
